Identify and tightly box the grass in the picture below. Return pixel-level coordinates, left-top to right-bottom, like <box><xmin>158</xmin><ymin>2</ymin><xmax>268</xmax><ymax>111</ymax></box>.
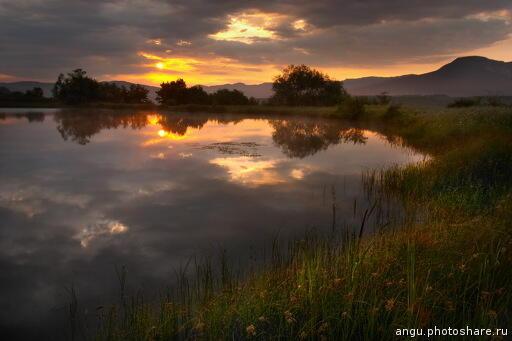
<box><xmin>85</xmin><ymin>105</ymin><xmax>512</xmax><ymax>340</ymax></box>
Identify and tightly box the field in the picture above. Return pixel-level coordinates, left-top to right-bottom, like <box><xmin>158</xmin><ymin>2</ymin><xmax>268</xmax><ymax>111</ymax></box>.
<box><xmin>83</xmin><ymin>104</ymin><xmax>512</xmax><ymax>340</ymax></box>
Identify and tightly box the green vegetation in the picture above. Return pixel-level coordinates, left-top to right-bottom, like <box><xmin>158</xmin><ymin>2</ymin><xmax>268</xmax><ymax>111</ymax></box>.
<box><xmin>89</xmin><ymin>105</ymin><xmax>512</xmax><ymax>340</ymax></box>
<box><xmin>447</xmin><ymin>96</ymin><xmax>510</xmax><ymax>108</ymax></box>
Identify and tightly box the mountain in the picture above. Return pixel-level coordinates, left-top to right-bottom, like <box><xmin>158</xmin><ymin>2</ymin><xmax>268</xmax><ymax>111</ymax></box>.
<box><xmin>201</xmin><ymin>82</ymin><xmax>273</xmax><ymax>98</ymax></box>
<box><xmin>2</xmin><ymin>56</ymin><xmax>511</xmax><ymax>100</ymax></box>
<box><xmin>343</xmin><ymin>56</ymin><xmax>512</xmax><ymax>96</ymax></box>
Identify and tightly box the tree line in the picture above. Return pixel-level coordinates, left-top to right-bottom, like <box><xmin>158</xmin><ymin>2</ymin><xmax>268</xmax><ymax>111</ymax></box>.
<box><xmin>1</xmin><ymin>64</ymin><xmax>358</xmax><ymax>106</ymax></box>
<box><xmin>53</xmin><ymin>69</ymin><xmax>150</xmax><ymax>104</ymax></box>
<box><xmin>0</xmin><ymin>86</ymin><xmax>51</xmax><ymax>105</ymax></box>
<box><xmin>156</xmin><ymin>78</ymin><xmax>258</xmax><ymax>105</ymax></box>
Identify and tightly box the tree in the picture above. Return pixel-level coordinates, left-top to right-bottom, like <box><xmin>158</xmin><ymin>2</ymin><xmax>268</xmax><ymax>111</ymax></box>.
<box><xmin>156</xmin><ymin>79</ymin><xmax>188</xmax><ymax>105</ymax></box>
<box><xmin>186</xmin><ymin>85</ymin><xmax>210</xmax><ymax>104</ymax></box>
<box><xmin>126</xmin><ymin>84</ymin><xmax>149</xmax><ymax>103</ymax></box>
<box><xmin>271</xmin><ymin>65</ymin><xmax>347</xmax><ymax>106</ymax></box>
<box><xmin>53</xmin><ymin>69</ymin><xmax>100</xmax><ymax>104</ymax></box>
<box><xmin>211</xmin><ymin>89</ymin><xmax>250</xmax><ymax>105</ymax></box>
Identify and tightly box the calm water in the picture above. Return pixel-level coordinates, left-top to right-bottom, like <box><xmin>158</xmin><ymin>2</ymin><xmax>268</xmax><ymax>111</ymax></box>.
<box><xmin>0</xmin><ymin>109</ymin><xmax>424</xmax><ymax>339</ymax></box>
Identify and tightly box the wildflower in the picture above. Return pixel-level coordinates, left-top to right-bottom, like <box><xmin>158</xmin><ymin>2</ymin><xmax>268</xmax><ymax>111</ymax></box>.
<box><xmin>371</xmin><ymin>272</ymin><xmax>378</xmax><ymax>277</ymax></box>
<box><xmin>385</xmin><ymin>281</ymin><xmax>394</xmax><ymax>287</ymax></box>
<box><xmin>284</xmin><ymin>310</ymin><xmax>296</xmax><ymax>324</ymax></box>
<box><xmin>496</xmin><ymin>287</ymin><xmax>506</xmax><ymax>295</ymax></box>
<box><xmin>246</xmin><ymin>324</ymin><xmax>256</xmax><ymax>337</ymax></box>
<box><xmin>445</xmin><ymin>301</ymin><xmax>455</xmax><ymax>311</ymax></box>
<box><xmin>458</xmin><ymin>263</ymin><xmax>466</xmax><ymax>272</ymax></box>
<box><xmin>318</xmin><ymin>322</ymin><xmax>329</xmax><ymax>334</ymax></box>
<box><xmin>385</xmin><ymin>298</ymin><xmax>396</xmax><ymax>311</ymax></box>
<box><xmin>345</xmin><ymin>292</ymin><xmax>354</xmax><ymax>300</ymax></box>
<box><xmin>258</xmin><ymin>315</ymin><xmax>267</xmax><ymax>322</ymax></box>
<box><xmin>487</xmin><ymin>310</ymin><xmax>497</xmax><ymax>319</ymax></box>
<box><xmin>299</xmin><ymin>331</ymin><xmax>308</xmax><ymax>339</ymax></box>
<box><xmin>333</xmin><ymin>278</ymin><xmax>342</xmax><ymax>286</ymax></box>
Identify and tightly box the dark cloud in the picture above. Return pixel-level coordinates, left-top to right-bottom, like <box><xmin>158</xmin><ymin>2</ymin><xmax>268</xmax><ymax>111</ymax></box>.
<box><xmin>0</xmin><ymin>0</ymin><xmax>510</xmax><ymax>81</ymax></box>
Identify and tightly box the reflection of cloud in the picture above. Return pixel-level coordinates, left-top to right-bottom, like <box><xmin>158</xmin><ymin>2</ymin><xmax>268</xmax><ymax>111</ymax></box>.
<box><xmin>210</xmin><ymin>156</ymin><xmax>283</xmax><ymax>186</ymax></box>
<box><xmin>290</xmin><ymin>168</ymin><xmax>305</xmax><ymax>180</ymax></box>
<box><xmin>0</xmin><ymin>185</ymin><xmax>90</xmax><ymax>217</ymax></box>
<box><xmin>150</xmin><ymin>152</ymin><xmax>166</xmax><ymax>159</ymax></box>
<box><xmin>178</xmin><ymin>152</ymin><xmax>192</xmax><ymax>158</ymax></box>
<box><xmin>77</xmin><ymin>219</ymin><xmax>128</xmax><ymax>248</ymax></box>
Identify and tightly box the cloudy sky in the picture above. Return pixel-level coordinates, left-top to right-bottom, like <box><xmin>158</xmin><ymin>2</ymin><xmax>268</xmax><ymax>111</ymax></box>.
<box><xmin>1</xmin><ymin>0</ymin><xmax>511</xmax><ymax>85</ymax></box>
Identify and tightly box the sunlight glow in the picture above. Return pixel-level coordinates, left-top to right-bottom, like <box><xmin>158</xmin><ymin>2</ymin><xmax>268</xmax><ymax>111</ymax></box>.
<box><xmin>139</xmin><ymin>52</ymin><xmax>198</xmax><ymax>72</ymax></box>
<box><xmin>209</xmin><ymin>12</ymin><xmax>283</xmax><ymax>44</ymax></box>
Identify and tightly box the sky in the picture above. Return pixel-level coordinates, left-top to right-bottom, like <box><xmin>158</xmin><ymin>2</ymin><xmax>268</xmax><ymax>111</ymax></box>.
<box><xmin>0</xmin><ymin>0</ymin><xmax>511</xmax><ymax>86</ymax></box>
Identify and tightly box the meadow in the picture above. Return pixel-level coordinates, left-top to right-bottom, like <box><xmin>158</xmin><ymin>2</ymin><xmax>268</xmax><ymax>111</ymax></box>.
<box><xmin>90</xmin><ymin>104</ymin><xmax>512</xmax><ymax>340</ymax></box>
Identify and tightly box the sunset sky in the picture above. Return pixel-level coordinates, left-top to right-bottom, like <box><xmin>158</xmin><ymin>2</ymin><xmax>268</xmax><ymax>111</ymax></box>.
<box><xmin>1</xmin><ymin>0</ymin><xmax>511</xmax><ymax>86</ymax></box>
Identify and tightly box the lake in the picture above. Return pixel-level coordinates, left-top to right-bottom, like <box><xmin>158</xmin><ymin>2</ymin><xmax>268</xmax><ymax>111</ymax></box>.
<box><xmin>0</xmin><ymin>109</ymin><xmax>424</xmax><ymax>339</ymax></box>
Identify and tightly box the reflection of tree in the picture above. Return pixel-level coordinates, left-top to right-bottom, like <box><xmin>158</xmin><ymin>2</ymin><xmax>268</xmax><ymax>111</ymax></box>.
<box><xmin>158</xmin><ymin>115</ymin><xmax>208</xmax><ymax>135</ymax></box>
<box><xmin>54</xmin><ymin>110</ymin><xmax>147</xmax><ymax>145</ymax></box>
<box><xmin>271</xmin><ymin>120</ymin><xmax>367</xmax><ymax>158</ymax></box>
<box><xmin>0</xmin><ymin>112</ymin><xmax>45</xmax><ymax>122</ymax></box>
<box><xmin>53</xmin><ymin>111</ymin><xmax>218</xmax><ymax>144</ymax></box>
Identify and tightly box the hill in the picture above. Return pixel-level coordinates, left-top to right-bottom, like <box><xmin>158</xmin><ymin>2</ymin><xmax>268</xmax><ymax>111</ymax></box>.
<box><xmin>343</xmin><ymin>56</ymin><xmax>512</xmax><ymax>96</ymax></box>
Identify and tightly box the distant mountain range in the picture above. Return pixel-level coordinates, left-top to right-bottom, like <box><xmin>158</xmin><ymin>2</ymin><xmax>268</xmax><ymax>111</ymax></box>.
<box><xmin>2</xmin><ymin>56</ymin><xmax>511</xmax><ymax>99</ymax></box>
<box><xmin>344</xmin><ymin>56</ymin><xmax>512</xmax><ymax>96</ymax></box>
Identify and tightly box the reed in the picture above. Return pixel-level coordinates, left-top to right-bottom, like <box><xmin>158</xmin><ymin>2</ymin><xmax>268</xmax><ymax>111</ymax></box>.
<box><xmin>90</xmin><ymin>106</ymin><xmax>512</xmax><ymax>340</ymax></box>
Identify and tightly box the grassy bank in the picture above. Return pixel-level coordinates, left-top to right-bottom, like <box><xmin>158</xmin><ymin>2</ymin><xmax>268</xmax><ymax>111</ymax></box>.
<box><xmin>86</xmin><ymin>106</ymin><xmax>512</xmax><ymax>340</ymax></box>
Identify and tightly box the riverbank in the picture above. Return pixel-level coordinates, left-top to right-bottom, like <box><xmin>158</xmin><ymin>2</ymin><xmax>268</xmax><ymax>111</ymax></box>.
<box><xmin>86</xmin><ymin>105</ymin><xmax>512</xmax><ymax>340</ymax></box>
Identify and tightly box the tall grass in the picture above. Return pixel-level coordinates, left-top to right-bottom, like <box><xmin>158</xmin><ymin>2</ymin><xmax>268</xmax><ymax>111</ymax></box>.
<box><xmin>90</xmin><ymin>106</ymin><xmax>512</xmax><ymax>340</ymax></box>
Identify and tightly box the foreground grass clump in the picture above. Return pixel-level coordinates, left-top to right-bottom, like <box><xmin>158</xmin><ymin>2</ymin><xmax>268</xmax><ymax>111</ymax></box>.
<box><xmin>94</xmin><ymin>106</ymin><xmax>512</xmax><ymax>340</ymax></box>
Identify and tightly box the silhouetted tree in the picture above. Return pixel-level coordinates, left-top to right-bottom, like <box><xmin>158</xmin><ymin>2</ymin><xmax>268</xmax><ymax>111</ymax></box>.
<box><xmin>0</xmin><ymin>86</ymin><xmax>49</xmax><ymax>105</ymax></box>
<box><xmin>186</xmin><ymin>85</ymin><xmax>211</xmax><ymax>104</ymax></box>
<box><xmin>125</xmin><ymin>84</ymin><xmax>150</xmax><ymax>104</ymax></box>
<box><xmin>377</xmin><ymin>92</ymin><xmax>391</xmax><ymax>105</ymax></box>
<box><xmin>156</xmin><ymin>79</ymin><xmax>188</xmax><ymax>105</ymax></box>
<box><xmin>53</xmin><ymin>69</ymin><xmax>100</xmax><ymax>104</ymax></box>
<box><xmin>271</xmin><ymin>65</ymin><xmax>347</xmax><ymax>106</ymax></box>
<box><xmin>211</xmin><ymin>89</ymin><xmax>250</xmax><ymax>105</ymax></box>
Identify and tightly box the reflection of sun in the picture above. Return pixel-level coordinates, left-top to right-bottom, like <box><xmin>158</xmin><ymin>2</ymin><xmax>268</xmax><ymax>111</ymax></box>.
<box><xmin>147</xmin><ymin>114</ymin><xmax>161</xmax><ymax>125</ymax></box>
<box><xmin>157</xmin><ymin>129</ymin><xmax>189</xmax><ymax>140</ymax></box>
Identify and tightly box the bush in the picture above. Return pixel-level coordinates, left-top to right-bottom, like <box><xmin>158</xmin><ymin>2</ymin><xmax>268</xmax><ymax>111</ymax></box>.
<box><xmin>337</xmin><ymin>96</ymin><xmax>366</xmax><ymax>119</ymax></box>
<box><xmin>382</xmin><ymin>104</ymin><xmax>402</xmax><ymax>120</ymax></box>
<box><xmin>447</xmin><ymin>97</ymin><xmax>481</xmax><ymax>108</ymax></box>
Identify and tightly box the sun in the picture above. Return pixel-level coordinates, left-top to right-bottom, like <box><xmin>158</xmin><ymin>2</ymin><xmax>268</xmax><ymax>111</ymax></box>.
<box><xmin>155</xmin><ymin>62</ymin><xmax>165</xmax><ymax>70</ymax></box>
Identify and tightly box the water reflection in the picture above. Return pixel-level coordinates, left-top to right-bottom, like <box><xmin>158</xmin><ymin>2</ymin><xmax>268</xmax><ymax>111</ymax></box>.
<box><xmin>0</xmin><ymin>110</ymin><xmax>423</xmax><ymax>340</ymax></box>
<box><xmin>270</xmin><ymin>120</ymin><xmax>367</xmax><ymax>158</ymax></box>
<box><xmin>53</xmin><ymin>110</ymin><xmax>368</xmax><ymax>159</ymax></box>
